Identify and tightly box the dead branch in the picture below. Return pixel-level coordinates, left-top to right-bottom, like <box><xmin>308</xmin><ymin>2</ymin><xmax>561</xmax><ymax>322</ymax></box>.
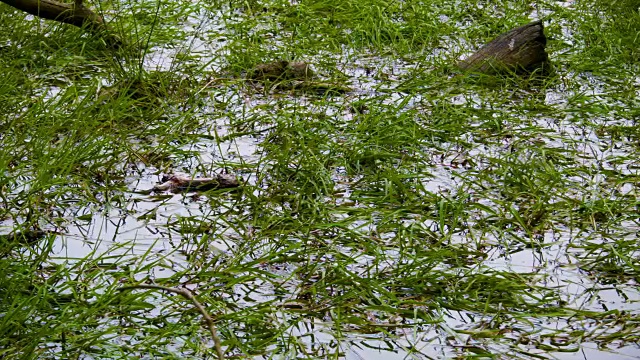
<box><xmin>118</xmin><ymin>284</ymin><xmax>225</xmax><ymax>360</ymax></box>
<box><xmin>0</xmin><ymin>0</ymin><xmax>122</xmax><ymax>47</ymax></box>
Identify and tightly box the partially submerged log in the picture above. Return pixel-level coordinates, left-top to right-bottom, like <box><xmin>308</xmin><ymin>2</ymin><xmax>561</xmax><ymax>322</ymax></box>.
<box><xmin>151</xmin><ymin>173</ymin><xmax>240</xmax><ymax>193</ymax></box>
<box><xmin>0</xmin><ymin>0</ymin><xmax>122</xmax><ymax>47</ymax></box>
<box><xmin>459</xmin><ymin>20</ymin><xmax>549</xmax><ymax>75</ymax></box>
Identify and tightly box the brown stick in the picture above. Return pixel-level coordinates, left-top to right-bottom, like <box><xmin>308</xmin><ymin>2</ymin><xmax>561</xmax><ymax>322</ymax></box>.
<box><xmin>118</xmin><ymin>284</ymin><xmax>225</xmax><ymax>359</ymax></box>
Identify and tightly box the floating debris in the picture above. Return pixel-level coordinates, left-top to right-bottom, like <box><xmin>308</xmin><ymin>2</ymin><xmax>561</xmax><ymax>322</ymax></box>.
<box><xmin>150</xmin><ymin>173</ymin><xmax>240</xmax><ymax>193</ymax></box>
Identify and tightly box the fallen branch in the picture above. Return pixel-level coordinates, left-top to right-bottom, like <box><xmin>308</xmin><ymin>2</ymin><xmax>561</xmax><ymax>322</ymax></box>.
<box><xmin>0</xmin><ymin>0</ymin><xmax>122</xmax><ymax>47</ymax></box>
<box><xmin>118</xmin><ymin>284</ymin><xmax>225</xmax><ymax>360</ymax></box>
<box><xmin>151</xmin><ymin>173</ymin><xmax>240</xmax><ymax>193</ymax></box>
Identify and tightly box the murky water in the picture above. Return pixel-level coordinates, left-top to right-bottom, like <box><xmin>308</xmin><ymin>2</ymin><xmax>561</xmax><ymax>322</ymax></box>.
<box><xmin>9</xmin><ymin>1</ymin><xmax>639</xmax><ymax>358</ymax></box>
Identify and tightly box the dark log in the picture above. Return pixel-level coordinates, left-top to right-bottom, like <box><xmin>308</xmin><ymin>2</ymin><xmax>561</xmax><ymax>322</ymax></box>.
<box><xmin>0</xmin><ymin>0</ymin><xmax>122</xmax><ymax>47</ymax></box>
<box><xmin>152</xmin><ymin>173</ymin><xmax>240</xmax><ymax>193</ymax></box>
<box><xmin>459</xmin><ymin>20</ymin><xmax>549</xmax><ymax>75</ymax></box>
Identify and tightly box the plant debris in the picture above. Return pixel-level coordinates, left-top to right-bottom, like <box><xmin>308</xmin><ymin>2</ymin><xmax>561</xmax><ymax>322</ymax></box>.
<box><xmin>149</xmin><ymin>173</ymin><xmax>240</xmax><ymax>193</ymax></box>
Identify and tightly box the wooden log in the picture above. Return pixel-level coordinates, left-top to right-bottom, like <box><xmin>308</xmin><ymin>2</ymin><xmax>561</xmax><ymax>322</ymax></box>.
<box><xmin>0</xmin><ymin>0</ymin><xmax>122</xmax><ymax>47</ymax></box>
<box><xmin>459</xmin><ymin>20</ymin><xmax>549</xmax><ymax>75</ymax></box>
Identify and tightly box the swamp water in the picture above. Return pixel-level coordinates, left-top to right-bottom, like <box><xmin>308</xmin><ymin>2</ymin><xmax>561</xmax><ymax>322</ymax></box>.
<box><xmin>1</xmin><ymin>0</ymin><xmax>639</xmax><ymax>359</ymax></box>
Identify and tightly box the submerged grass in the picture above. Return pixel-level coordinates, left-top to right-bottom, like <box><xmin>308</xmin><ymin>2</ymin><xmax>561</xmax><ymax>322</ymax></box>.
<box><xmin>1</xmin><ymin>0</ymin><xmax>640</xmax><ymax>358</ymax></box>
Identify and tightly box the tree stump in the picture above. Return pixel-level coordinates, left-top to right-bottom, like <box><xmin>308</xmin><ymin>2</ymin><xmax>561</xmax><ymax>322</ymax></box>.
<box><xmin>458</xmin><ymin>20</ymin><xmax>549</xmax><ymax>75</ymax></box>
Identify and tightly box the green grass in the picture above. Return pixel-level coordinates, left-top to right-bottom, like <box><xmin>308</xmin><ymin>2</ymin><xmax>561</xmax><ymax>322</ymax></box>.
<box><xmin>1</xmin><ymin>0</ymin><xmax>640</xmax><ymax>358</ymax></box>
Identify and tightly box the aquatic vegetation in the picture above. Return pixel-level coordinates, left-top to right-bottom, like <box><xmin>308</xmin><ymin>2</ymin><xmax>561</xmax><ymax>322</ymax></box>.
<box><xmin>0</xmin><ymin>0</ymin><xmax>638</xmax><ymax>358</ymax></box>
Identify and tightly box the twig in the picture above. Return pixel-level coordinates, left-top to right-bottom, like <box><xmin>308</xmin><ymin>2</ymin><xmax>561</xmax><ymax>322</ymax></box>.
<box><xmin>118</xmin><ymin>284</ymin><xmax>225</xmax><ymax>359</ymax></box>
